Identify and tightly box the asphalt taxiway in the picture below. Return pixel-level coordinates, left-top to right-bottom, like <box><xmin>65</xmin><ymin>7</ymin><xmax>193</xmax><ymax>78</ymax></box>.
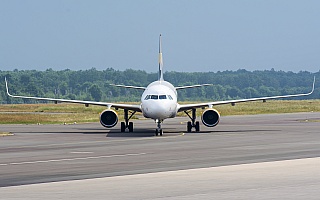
<box><xmin>0</xmin><ymin>112</ymin><xmax>320</xmax><ymax>199</ymax></box>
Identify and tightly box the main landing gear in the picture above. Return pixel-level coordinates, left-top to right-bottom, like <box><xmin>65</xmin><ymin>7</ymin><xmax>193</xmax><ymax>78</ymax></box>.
<box><xmin>155</xmin><ymin>119</ymin><xmax>163</xmax><ymax>136</ymax></box>
<box><xmin>184</xmin><ymin>108</ymin><xmax>200</xmax><ymax>132</ymax></box>
<box><xmin>121</xmin><ymin>109</ymin><xmax>136</xmax><ymax>132</ymax></box>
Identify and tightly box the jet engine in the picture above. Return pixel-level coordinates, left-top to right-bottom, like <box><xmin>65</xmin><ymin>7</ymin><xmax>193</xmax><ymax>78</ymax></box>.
<box><xmin>100</xmin><ymin>109</ymin><xmax>118</xmax><ymax>128</ymax></box>
<box><xmin>201</xmin><ymin>108</ymin><xmax>220</xmax><ymax>127</ymax></box>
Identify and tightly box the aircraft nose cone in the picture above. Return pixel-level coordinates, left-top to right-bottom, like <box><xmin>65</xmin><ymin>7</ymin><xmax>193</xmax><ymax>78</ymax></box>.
<box><xmin>147</xmin><ymin>103</ymin><xmax>170</xmax><ymax>119</ymax></box>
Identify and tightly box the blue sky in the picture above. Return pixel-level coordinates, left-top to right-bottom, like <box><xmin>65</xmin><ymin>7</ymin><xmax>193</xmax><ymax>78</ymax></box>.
<box><xmin>1</xmin><ymin>0</ymin><xmax>319</xmax><ymax>72</ymax></box>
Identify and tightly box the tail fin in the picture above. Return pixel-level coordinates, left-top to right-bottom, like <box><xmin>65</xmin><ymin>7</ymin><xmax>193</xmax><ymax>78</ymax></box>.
<box><xmin>158</xmin><ymin>34</ymin><xmax>164</xmax><ymax>81</ymax></box>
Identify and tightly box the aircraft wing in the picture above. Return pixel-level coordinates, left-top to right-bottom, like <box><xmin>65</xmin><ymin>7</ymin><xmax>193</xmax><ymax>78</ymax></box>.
<box><xmin>178</xmin><ymin>77</ymin><xmax>315</xmax><ymax>112</ymax></box>
<box><xmin>5</xmin><ymin>78</ymin><xmax>142</xmax><ymax>112</ymax></box>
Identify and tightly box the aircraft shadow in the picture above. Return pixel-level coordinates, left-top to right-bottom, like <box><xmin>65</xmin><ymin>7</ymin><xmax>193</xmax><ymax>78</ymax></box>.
<box><xmin>105</xmin><ymin>128</ymin><xmax>280</xmax><ymax>137</ymax></box>
<box><xmin>211</xmin><ymin>129</ymin><xmax>280</xmax><ymax>134</ymax></box>
<box><xmin>106</xmin><ymin>129</ymin><xmax>160</xmax><ymax>137</ymax></box>
<box><xmin>8</xmin><ymin>127</ymin><xmax>280</xmax><ymax>137</ymax></box>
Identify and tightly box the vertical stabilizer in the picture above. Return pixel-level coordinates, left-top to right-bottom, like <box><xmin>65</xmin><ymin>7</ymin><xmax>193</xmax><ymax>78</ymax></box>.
<box><xmin>158</xmin><ymin>34</ymin><xmax>164</xmax><ymax>81</ymax></box>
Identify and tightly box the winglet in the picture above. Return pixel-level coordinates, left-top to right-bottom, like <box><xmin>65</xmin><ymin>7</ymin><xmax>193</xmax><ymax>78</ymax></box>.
<box><xmin>310</xmin><ymin>76</ymin><xmax>316</xmax><ymax>94</ymax></box>
<box><xmin>4</xmin><ymin>77</ymin><xmax>12</xmax><ymax>97</ymax></box>
<box><xmin>158</xmin><ymin>34</ymin><xmax>164</xmax><ymax>81</ymax></box>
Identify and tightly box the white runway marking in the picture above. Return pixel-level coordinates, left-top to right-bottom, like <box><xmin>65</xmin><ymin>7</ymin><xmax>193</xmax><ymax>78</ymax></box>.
<box><xmin>70</xmin><ymin>151</ymin><xmax>94</xmax><ymax>154</ymax></box>
<box><xmin>0</xmin><ymin>153</ymin><xmax>147</xmax><ymax>166</ymax></box>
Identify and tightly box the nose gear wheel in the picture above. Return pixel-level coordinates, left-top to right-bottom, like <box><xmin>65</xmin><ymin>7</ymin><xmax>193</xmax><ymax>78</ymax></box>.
<box><xmin>155</xmin><ymin>119</ymin><xmax>163</xmax><ymax>136</ymax></box>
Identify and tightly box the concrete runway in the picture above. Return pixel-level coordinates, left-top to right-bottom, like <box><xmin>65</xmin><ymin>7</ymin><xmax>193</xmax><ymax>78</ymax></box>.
<box><xmin>0</xmin><ymin>112</ymin><xmax>320</xmax><ymax>199</ymax></box>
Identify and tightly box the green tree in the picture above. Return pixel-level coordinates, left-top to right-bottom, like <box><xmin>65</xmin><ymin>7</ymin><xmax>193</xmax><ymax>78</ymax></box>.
<box><xmin>89</xmin><ymin>84</ymin><xmax>102</xmax><ymax>101</ymax></box>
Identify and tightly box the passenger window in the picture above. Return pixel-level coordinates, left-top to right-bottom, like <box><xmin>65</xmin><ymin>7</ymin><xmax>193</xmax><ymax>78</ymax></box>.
<box><xmin>159</xmin><ymin>95</ymin><xmax>167</xmax><ymax>99</ymax></box>
<box><xmin>151</xmin><ymin>95</ymin><xmax>158</xmax><ymax>99</ymax></box>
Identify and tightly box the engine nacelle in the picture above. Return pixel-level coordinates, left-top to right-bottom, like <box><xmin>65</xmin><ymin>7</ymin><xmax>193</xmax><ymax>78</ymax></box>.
<box><xmin>100</xmin><ymin>109</ymin><xmax>118</xmax><ymax>128</ymax></box>
<box><xmin>201</xmin><ymin>108</ymin><xmax>220</xmax><ymax>127</ymax></box>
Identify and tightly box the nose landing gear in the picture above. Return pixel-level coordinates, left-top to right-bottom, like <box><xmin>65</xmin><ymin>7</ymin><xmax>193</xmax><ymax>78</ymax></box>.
<box><xmin>155</xmin><ymin>119</ymin><xmax>163</xmax><ymax>136</ymax></box>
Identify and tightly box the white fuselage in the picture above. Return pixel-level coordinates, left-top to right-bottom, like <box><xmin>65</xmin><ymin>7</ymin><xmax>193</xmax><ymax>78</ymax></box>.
<box><xmin>141</xmin><ymin>80</ymin><xmax>179</xmax><ymax>120</ymax></box>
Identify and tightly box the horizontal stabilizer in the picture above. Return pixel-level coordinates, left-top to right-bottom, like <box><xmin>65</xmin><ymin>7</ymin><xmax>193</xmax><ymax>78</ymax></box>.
<box><xmin>110</xmin><ymin>84</ymin><xmax>146</xmax><ymax>90</ymax></box>
<box><xmin>175</xmin><ymin>84</ymin><xmax>213</xmax><ymax>90</ymax></box>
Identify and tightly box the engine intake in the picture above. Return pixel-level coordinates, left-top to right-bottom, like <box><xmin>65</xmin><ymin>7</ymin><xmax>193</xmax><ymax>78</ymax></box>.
<box><xmin>100</xmin><ymin>109</ymin><xmax>118</xmax><ymax>128</ymax></box>
<box><xmin>201</xmin><ymin>108</ymin><xmax>220</xmax><ymax>127</ymax></box>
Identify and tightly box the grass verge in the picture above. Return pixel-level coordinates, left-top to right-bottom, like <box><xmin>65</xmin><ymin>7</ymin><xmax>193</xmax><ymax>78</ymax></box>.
<box><xmin>0</xmin><ymin>100</ymin><xmax>319</xmax><ymax>124</ymax></box>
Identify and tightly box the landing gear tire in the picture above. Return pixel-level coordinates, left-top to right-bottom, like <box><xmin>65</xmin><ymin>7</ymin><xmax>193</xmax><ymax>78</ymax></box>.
<box><xmin>155</xmin><ymin>119</ymin><xmax>163</xmax><ymax>136</ymax></box>
<box><xmin>121</xmin><ymin>122</ymin><xmax>126</xmax><ymax>132</ymax></box>
<box><xmin>155</xmin><ymin>129</ymin><xmax>159</xmax><ymax>136</ymax></box>
<box><xmin>122</xmin><ymin>109</ymin><xmax>136</xmax><ymax>133</ymax></box>
<box><xmin>187</xmin><ymin>121</ymin><xmax>192</xmax><ymax>132</ymax></box>
<box><xmin>195</xmin><ymin>121</ymin><xmax>200</xmax><ymax>132</ymax></box>
<box><xmin>128</xmin><ymin>122</ymin><xmax>133</xmax><ymax>132</ymax></box>
<box><xmin>121</xmin><ymin>121</ymin><xmax>134</xmax><ymax>132</ymax></box>
<box><xmin>155</xmin><ymin>129</ymin><xmax>163</xmax><ymax>136</ymax></box>
<box><xmin>185</xmin><ymin>109</ymin><xmax>200</xmax><ymax>132</ymax></box>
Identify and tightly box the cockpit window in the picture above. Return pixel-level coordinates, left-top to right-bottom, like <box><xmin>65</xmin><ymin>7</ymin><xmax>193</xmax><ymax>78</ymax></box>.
<box><xmin>144</xmin><ymin>95</ymin><xmax>173</xmax><ymax>100</ymax></box>
<box><xmin>151</xmin><ymin>95</ymin><xmax>158</xmax><ymax>99</ymax></box>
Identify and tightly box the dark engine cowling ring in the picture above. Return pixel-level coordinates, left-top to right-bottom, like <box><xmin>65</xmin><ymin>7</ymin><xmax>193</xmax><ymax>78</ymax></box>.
<box><xmin>100</xmin><ymin>109</ymin><xmax>118</xmax><ymax>128</ymax></box>
<box><xmin>201</xmin><ymin>108</ymin><xmax>220</xmax><ymax>127</ymax></box>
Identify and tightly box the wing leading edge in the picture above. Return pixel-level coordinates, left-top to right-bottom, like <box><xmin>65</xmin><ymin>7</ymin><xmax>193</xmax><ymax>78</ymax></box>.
<box><xmin>178</xmin><ymin>77</ymin><xmax>316</xmax><ymax>112</ymax></box>
<box><xmin>5</xmin><ymin>78</ymin><xmax>142</xmax><ymax>112</ymax></box>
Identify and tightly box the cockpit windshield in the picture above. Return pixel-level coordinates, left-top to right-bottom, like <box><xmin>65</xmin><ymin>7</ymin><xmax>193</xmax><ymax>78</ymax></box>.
<box><xmin>144</xmin><ymin>95</ymin><xmax>173</xmax><ymax>100</ymax></box>
<box><xmin>151</xmin><ymin>95</ymin><xmax>158</xmax><ymax>99</ymax></box>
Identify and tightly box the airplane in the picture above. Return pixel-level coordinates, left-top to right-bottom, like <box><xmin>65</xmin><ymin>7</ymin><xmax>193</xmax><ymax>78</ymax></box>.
<box><xmin>5</xmin><ymin>35</ymin><xmax>315</xmax><ymax>136</ymax></box>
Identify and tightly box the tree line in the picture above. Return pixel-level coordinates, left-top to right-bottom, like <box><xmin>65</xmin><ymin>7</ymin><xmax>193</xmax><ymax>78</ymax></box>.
<box><xmin>0</xmin><ymin>68</ymin><xmax>319</xmax><ymax>104</ymax></box>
